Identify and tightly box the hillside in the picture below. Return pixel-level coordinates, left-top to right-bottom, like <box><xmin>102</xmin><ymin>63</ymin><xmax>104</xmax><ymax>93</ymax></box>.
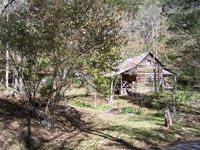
<box><xmin>0</xmin><ymin>89</ymin><xmax>200</xmax><ymax>149</ymax></box>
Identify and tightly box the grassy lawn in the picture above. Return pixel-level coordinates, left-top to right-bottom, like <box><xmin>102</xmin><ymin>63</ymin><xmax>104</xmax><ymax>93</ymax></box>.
<box><xmin>66</xmin><ymin>91</ymin><xmax>200</xmax><ymax>149</ymax></box>
<box><xmin>0</xmin><ymin>89</ymin><xmax>200</xmax><ymax>149</ymax></box>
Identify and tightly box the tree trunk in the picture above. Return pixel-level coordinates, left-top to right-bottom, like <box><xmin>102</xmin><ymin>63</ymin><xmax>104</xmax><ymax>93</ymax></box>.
<box><xmin>154</xmin><ymin>68</ymin><xmax>157</xmax><ymax>91</ymax></box>
<box><xmin>110</xmin><ymin>79</ymin><xmax>114</xmax><ymax>103</ymax></box>
<box><xmin>164</xmin><ymin>108</ymin><xmax>172</xmax><ymax>128</ymax></box>
<box><xmin>12</xmin><ymin>67</ymin><xmax>19</xmax><ymax>89</ymax></box>
<box><xmin>5</xmin><ymin>42</ymin><xmax>9</xmax><ymax>88</ymax></box>
<box><xmin>26</xmin><ymin>114</ymin><xmax>31</xmax><ymax>150</ymax></box>
<box><xmin>45</xmin><ymin>98</ymin><xmax>51</xmax><ymax>114</ymax></box>
<box><xmin>5</xmin><ymin>13</ymin><xmax>9</xmax><ymax>88</ymax></box>
<box><xmin>62</xmin><ymin>67</ymin><xmax>67</xmax><ymax>80</ymax></box>
<box><xmin>19</xmin><ymin>77</ymin><xmax>23</xmax><ymax>92</ymax></box>
<box><xmin>19</xmin><ymin>55</ymin><xmax>25</xmax><ymax>93</ymax></box>
<box><xmin>29</xmin><ymin>94</ymin><xmax>36</xmax><ymax>115</ymax></box>
<box><xmin>94</xmin><ymin>91</ymin><xmax>97</xmax><ymax>108</ymax></box>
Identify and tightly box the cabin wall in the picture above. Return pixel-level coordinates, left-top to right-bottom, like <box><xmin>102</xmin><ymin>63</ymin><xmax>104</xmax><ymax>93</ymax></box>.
<box><xmin>120</xmin><ymin>55</ymin><xmax>164</xmax><ymax>94</ymax></box>
<box><xmin>136</xmin><ymin>55</ymin><xmax>163</xmax><ymax>83</ymax></box>
<box><xmin>134</xmin><ymin>56</ymin><xmax>163</xmax><ymax>93</ymax></box>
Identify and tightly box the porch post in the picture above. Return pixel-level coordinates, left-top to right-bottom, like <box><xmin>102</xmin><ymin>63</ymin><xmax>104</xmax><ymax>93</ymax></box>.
<box><xmin>110</xmin><ymin>78</ymin><xmax>114</xmax><ymax>103</ymax></box>
<box><xmin>174</xmin><ymin>75</ymin><xmax>177</xmax><ymax>90</ymax></box>
<box><xmin>161</xmin><ymin>67</ymin><xmax>164</xmax><ymax>88</ymax></box>
<box><xmin>120</xmin><ymin>76</ymin><xmax>122</xmax><ymax>96</ymax></box>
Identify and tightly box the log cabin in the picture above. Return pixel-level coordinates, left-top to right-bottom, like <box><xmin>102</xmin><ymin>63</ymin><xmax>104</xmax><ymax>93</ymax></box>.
<box><xmin>105</xmin><ymin>52</ymin><xmax>176</xmax><ymax>95</ymax></box>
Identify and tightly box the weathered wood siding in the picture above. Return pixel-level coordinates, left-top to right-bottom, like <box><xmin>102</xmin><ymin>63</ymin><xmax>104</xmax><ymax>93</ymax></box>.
<box><xmin>135</xmin><ymin>55</ymin><xmax>163</xmax><ymax>83</ymax></box>
<box><xmin>119</xmin><ymin>53</ymin><xmax>172</xmax><ymax>94</ymax></box>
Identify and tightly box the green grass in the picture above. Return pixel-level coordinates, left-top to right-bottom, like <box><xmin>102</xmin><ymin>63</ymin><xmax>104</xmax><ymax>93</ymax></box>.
<box><xmin>71</xmin><ymin>99</ymin><xmax>114</xmax><ymax>111</ymax></box>
<box><xmin>71</xmin><ymin>100</ymin><xmax>93</xmax><ymax>108</ymax></box>
<box><xmin>95</xmin><ymin>105</ymin><xmax>113</xmax><ymax>111</ymax></box>
<box><xmin>151</xmin><ymin>112</ymin><xmax>164</xmax><ymax>118</ymax></box>
<box><xmin>0</xmin><ymin>89</ymin><xmax>200</xmax><ymax>150</ymax></box>
<box><xmin>119</xmin><ymin>107</ymin><xmax>143</xmax><ymax>115</ymax></box>
<box><xmin>52</xmin><ymin>90</ymin><xmax>200</xmax><ymax>149</ymax></box>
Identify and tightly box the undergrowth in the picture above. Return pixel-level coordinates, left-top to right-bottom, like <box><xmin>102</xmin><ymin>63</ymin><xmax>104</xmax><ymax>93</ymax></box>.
<box><xmin>71</xmin><ymin>100</ymin><xmax>113</xmax><ymax>111</ymax></box>
<box><xmin>119</xmin><ymin>107</ymin><xmax>142</xmax><ymax>114</ymax></box>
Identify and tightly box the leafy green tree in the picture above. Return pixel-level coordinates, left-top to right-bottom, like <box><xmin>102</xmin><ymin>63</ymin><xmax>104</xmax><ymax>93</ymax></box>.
<box><xmin>162</xmin><ymin>0</ymin><xmax>200</xmax><ymax>89</ymax></box>
<box><xmin>1</xmin><ymin>0</ymin><xmax>122</xmax><ymax>119</ymax></box>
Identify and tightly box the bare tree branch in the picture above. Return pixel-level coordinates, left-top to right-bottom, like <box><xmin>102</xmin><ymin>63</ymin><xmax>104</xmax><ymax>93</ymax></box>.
<box><xmin>1</xmin><ymin>0</ymin><xmax>16</xmax><ymax>15</ymax></box>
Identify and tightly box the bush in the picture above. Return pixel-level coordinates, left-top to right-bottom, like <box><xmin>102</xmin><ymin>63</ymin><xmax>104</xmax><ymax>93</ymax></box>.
<box><xmin>40</xmin><ymin>78</ymin><xmax>53</xmax><ymax>97</ymax></box>
<box><xmin>120</xmin><ymin>107</ymin><xmax>142</xmax><ymax>114</ymax></box>
<box><xmin>72</xmin><ymin>100</ymin><xmax>92</xmax><ymax>108</ymax></box>
<box><xmin>152</xmin><ymin>112</ymin><xmax>163</xmax><ymax>117</ymax></box>
<box><xmin>174</xmin><ymin>91</ymin><xmax>191</xmax><ymax>104</ymax></box>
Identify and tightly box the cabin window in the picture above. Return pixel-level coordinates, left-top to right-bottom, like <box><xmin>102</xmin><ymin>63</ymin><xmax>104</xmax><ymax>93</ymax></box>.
<box><xmin>147</xmin><ymin>60</ymin><xmax>151</xmax><ymax>66</ymax></box>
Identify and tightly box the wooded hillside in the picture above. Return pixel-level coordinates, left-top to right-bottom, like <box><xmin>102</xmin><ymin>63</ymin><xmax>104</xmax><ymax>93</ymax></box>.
<box><xmin>0</xmin><ymin>0</ymin><xmax>199</xmax><ymax>95</ymax></box>
<box><xmin>0</xmin><ymin>0</ymin><xmax>200</xmax><ymax>149</ymax></box>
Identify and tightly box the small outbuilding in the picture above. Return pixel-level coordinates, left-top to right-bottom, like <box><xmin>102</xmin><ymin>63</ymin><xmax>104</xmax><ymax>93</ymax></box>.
<box><xmin>105</xmin><ymin>52</ymin><xmax>176</xmax><ymax>95</ymax></box>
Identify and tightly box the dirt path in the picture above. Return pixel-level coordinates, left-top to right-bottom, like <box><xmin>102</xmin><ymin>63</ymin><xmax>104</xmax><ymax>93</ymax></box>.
<box><xmin>161</xmin><ymin>140</ymin><xmax>200</xmax><ymax>150</ymax></box>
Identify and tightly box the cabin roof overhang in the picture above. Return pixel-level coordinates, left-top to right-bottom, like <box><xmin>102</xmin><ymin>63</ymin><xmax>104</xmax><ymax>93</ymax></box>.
<box><xmin>163</xmin><ymin>68</ymin><xmax>176</xmax><ymax>76</ymax></box>
<box><xmin>105</xmin><ymin>52</ymin><xmax>175</xmax><ymax>77</ymax></box>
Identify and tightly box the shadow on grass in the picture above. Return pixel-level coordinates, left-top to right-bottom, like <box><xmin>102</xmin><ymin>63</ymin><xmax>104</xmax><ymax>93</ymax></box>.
<box><xmin>55</xmin><ymin>105</ymin><xmax>142</xmax><ymax>149</ymax></box>
<box><xmin>0</xmin><ymin>98</ymin><xmax>28</xmax><ymax>120</ymax></box>
<box><xmin>0</xmin><ymin>97</ymin><xmax>142</xmax><ymax>150</ymax></box>
<box><xmin>180</xmin><ymin>104</ymin><xmax>200</xmax><ymax>116</ymax></box>
<box><xmin>99</xmin><ymin>123</ymin><xmax>200</xmax><ymax>149</ymax></box>
<box><xmin>119</xmin><ymin>93</ymin><xmax>166</xmax><ymax>110</ymax></box>
<box><xmin>1</xmin><ymin>96</ymin><xmax>199</xmax><ymax>150</ymax></box>
<box><xmin>120</xmin><ymin>92</ymin><xmax>200</xmax><ymax>120</ymax></box>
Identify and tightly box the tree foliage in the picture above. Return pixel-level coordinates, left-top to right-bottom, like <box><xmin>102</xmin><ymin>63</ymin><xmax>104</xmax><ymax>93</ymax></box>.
<box><xmin>162</xmin><ymin>0</ymin><xmax>200</xmax><ymax>88</ymax></box>
<box><xmin>0</xmin><ymin>0</ymin><xmax>122</xmax><ymax>115</ymax></box>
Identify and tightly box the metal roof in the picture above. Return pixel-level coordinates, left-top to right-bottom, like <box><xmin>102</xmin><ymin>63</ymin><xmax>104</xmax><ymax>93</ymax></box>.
<box><xmin>105</xmin><ymin>52</ymin><xmax>174</xmax><ymax>77</ymax></box>
<box><xmin>163</xmin><ymin>68</ymin><xmax>175</xmax><ymax>76</ymax></box>
<box><xmin>105</xmin><ymin>52</ymin><xmax>149</xmax><ymax>77</ymax></box>
<box><xmin>118</xmin><ymin>52</ymin><xmax>149</xmax><ymax>73</ymax></box>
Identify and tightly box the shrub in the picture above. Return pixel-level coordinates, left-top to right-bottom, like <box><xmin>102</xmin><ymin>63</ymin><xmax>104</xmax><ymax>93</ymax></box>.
<box><xmin>72</xmin><ymin>100</ymin><xmax>92</xmax><ymax>108</ymax></box>
<box><xmin>40</xmin><ymin>78</ymin><xmax>53</xmax><ymax>97</ymax></box>
<box><xmin>120</xmin><ymin>107</ymin><xmax>142</xmax><ymax>114</ymax></box>
<box><xmin>152</xmin><ymin>112</ymin><xmax>163</xmax><ymax>117</ymax></box>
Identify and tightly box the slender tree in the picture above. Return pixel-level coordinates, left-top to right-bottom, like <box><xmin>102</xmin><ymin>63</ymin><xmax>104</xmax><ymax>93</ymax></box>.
<box><xmin>2</xmin><ymin>0</ymin><xmax>122</xmax><ymax>124</ymax></box>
